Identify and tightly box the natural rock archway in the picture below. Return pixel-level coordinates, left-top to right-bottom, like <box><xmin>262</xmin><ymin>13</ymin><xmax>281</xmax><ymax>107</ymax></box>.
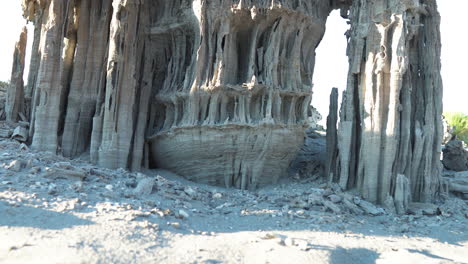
<box><xmin>15</xmin><ymin>0</ymin><xmax>444</xmax><ymax>208</ymax></box>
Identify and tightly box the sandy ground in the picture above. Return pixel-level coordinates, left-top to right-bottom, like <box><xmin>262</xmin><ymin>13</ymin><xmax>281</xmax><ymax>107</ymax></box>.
<box><xmin>0</xmin><ymin>138</ymin><xmax>467</xmax><ymax>264</ymax></box>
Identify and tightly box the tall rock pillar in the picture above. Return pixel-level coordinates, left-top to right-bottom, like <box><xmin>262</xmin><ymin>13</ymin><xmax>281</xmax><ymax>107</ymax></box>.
<box><xmin>29</xmin><ymin>0</ymin><xmax>77</xmax><ymax>152</ymax></box>
<box><xmin>6</xmin><ymin>27</ymin><xmax>28</xmax><ymax>123</ymax></box>
<box><xmin>330</xmin><ymin>0</ymin><xmax>444</xmax><ymax>205</ymax></box>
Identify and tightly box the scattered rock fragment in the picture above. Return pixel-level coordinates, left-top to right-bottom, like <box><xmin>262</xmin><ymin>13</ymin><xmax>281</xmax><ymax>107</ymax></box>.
<box><xmin>12</xmin><ymin>126</ymin><xmax>28</xmax><ymax>142</ymax></box>
<box><xmin>133</xmin><ymin>178</ymin><xmax>155</xmax><ymax>196</ymax></box>
<box><xmin>328</xmin><ymin>194</ymin><xmax>342</xmax><ymax>203</ymax></box>
<box><xmin>383</xmin><ymin>195</ymin><xmax>397</xmax><ymax>215</ymax></box>
<box><xmin>399</xmin><ymin>224</ymin><xmax>410</xmax><ymax>233</ymax></box>
<box><xmin>19</xmin><ymin>143</ymin><xmax>28</xmax><ymax>151</ymax></box>
<box><xmin>184</xmin><ymin>187</ymin><xmax>197</xmax><ymax>199</ymax></box>
<box><xmin>48</xmin><ymin>184</ymin><xmax>58</xmax><ymax>195</ymax></box>
<box><xmin>54</xmin><ymin>162</ymin><xmax>73</xmax><ymax>170</ymax></box>
<box><xmin>176</xmin><ymin>209</ymin><xmax>190</xmax><ymax>219</ymax></box>
<box><xmin>212</xmin><ymin>192</ymin><xmax>223</xmax><ymax>199</ymax></box>
<box><xmin>342</xmin><ymin>199</ymin><xmax>364</xmax><ymax>215</ymax></box>
<box><xmin>290</xmin><ymin>198</ymin><xmax>308</xmax><ymax>209</ymax></box>
<box><xmin>307</xmin><ymin>193</ymin><xmax>324</xmax><ymax>206</ymax></box>
<box><xmin>6</xmin><ymin>160</ymin><xmax>22</xmax><ymax>172</ymax></box>
<box><xmin>43</xmin><ymin>167</ymin><xmax>86</xmax><ymax>181</ymax></box>
<box><xmin>0</xmin><ymin>127</ymin><xmax>12</xmax><ymax>138</ymax></box>
<box><xmin>167</xmin><ymin>222</ymin><xmax>181</xmax><ymax>229</ymax></box>
<box><xmin>394</xmin><ymin>174</ymin><xmax>410</xmax><ymax>214</ymax></box>
<box><xmin>29</xmin><ymin>166</ymin><xmax>41</xmax><ymax>174</ymax></box>
<box><xmin>323</xmin><ymin>200</ymin><xmax>341</xmax><ymax>214</ymax></box>
<box><xmin>408</xmin><ymin>203</ymin><xmax>440</xmax><ymax>216</ymax></box>
<box><xmin>358</xmin><ymin>200</ymin><xmax>384</xmax><ymax>216</ymax></box>
<box><xmin>71</xmin><ymin>181</ymin><xmax>83</xmax><ymax>192</ymax></box>
<box><xmin>444</xmin><ymin>171</ymin><xmax>468</xmax><ymax>199</ymax></box>
<box><xmin>442</xmin><ymin>140</ymin><xmax>468</xmax><ymax>171</ymax></box>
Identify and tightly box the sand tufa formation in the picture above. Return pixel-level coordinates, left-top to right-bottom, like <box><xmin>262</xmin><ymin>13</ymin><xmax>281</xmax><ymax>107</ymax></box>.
<box><xmin>3</xmin><ymin>0</ymin><xmax>444</xmax><ymax>208</ymax></box>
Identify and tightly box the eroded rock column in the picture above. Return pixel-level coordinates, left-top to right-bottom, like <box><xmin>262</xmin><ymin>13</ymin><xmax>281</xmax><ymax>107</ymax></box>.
<box><xmin>5</xmin><ymin>27</ymin><xmax>27</xmax><ymax>123</ymax></box>
<box><xmin>25</xmin><ymin>0</ymin><xmax>77</xmax><ymax>152</ymax></box>
<box><xmin>61</xmin><ymin>0</ymin><xmax>113</xmax><ymax>158</ymax></box>
<box><xmin>329</xmin><ymin>0</ymin><xmax>444</xmax><ymax>205</ymax></box>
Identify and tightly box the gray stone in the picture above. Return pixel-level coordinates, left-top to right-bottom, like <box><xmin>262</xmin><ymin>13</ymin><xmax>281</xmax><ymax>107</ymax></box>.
<box><xmin>408</xmin><ymin>203</ymin><xmax>439</xmax><ymax>216</ymax></box>
<box><xmin>6</xmin><ymin>160</ymin><xmax>22</xmax><ymax>172</ymax></box>
<box><xmin>307</xmin><ymin>193</ymin><xmax>324</xmax><ymax>206</ymax></box>
<box><xmin>176</xmin><ymin>209</ymin><xmax>190</xmax><ymax>220</ymax></box>
<box><xmin>358</xmin><ymin>200</ymin><xmax>384</xmax><ymax>216</ymax></box>
<box><xmin>133</xmin><ymin>178</ymin><xmax>155</xmax><ymax>196</ymax></box>
<box><xmin>328</xmin><ymin>194</ymin><xmax>342</xmax><ymax>203</ymax></box>
<box><xmin>443</xmin><ymin>140</ymin><xmax>468</xmax><ymax>171</ymax></box>
<box><xmin>343</xmin><ymin>199</ymin><xmax>364</xmax><ymax>215</ymax></box>
<box><xmin>12</xmin><ymin>126</ymin><xmax>28</xmax><ymax>142</ymax></box>
<box><xmin>394</xmin><ymin>174</ymin><xmax>411</xmax><ymax>215</ymax></box>
<box><xmin>323</xmin><ymin>200</ymin><xmax>341</xmax><ymax>214</ymax></box>
<box><xmin>0</xmin><ymin>128</ymin><xmax>12</xmax><ymax>138</ymax></box>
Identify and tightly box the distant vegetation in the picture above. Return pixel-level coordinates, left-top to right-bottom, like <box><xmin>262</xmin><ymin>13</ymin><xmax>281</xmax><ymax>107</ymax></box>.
<box><xmin>445</xmin><ymin>112</ymin><xmax>468</xmax><ymax>143</ymax></box>
<box><xmin>0</xmin><ymin>80</ymin><xmax>9</xmax><ymax>90</ymax></box>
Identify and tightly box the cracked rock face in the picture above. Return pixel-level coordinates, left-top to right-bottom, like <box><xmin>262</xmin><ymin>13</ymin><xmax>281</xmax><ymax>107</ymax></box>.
<box><xmin>15</xmin><ymin>0</ymin><xmax>445</xmax><ymax>203</ymax></box>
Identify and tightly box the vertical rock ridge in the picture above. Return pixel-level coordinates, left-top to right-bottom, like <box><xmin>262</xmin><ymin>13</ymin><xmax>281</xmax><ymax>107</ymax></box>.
<box><xmin>6</xmin><ymin>27</ymin><xmax>28</xmax><ymax>123</ymax></box>
<box><xmin>61</xmin><ymin>0</ymin><xmax>113</xmax><ymax>158</ymax></box>
<box><xmin>329</xmin><ymin>0</ymin><xmax>443</xmax><ymax>207</ymax></box>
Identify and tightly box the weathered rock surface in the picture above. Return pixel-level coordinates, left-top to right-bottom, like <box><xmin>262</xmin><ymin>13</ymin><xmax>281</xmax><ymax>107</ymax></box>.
<box><xmin>148</xmin><ymin>1</ymin><xmax>332</xmax><ymax>188</ymax></box>
<box><xmin>327</xmin><ymin>0</ymin><xmax>444</xmax><ymax>208</ymax></box>
<box><xmin>5</xmin><ymin>27</ymin><xmax>27</xmax><ymax>123</ymax></box>
<box><xmin>19</xmin><ymin>0</ymin><xmax>335</xmax><ymax>189</ymax></box>
<box><xmin>15</xmin><ymin>0</ymin><xmax>445</xmax><ymax>200</ymax></box>
<box><xmin>442</xmin><ymin>140</ymin><xmax>468</xmax><ymax>171</ymax></box>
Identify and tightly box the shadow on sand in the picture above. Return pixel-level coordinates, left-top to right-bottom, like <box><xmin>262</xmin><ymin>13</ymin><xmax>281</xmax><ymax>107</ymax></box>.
<box><xmin>0</xmin><ymin>200</ymin><xmax>94</xmax><ymax>230</ymax></box>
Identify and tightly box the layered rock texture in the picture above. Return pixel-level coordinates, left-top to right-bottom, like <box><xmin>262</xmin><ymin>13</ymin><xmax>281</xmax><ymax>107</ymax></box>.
<box><xmin>327</xmin><ymin>0</ymin><xmax>444</xmax><ymax>204</ymax></box>
<box><xmin>11</xmin><ymin>0</ymin><xmax>445</xmax><ymax>205</ymax></box>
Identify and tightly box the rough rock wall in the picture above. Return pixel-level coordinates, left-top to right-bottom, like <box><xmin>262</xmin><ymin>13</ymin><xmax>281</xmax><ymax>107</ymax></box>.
<box><xmin>147</xmin><ymin>0</ymin><xmax>332</xmax><ymax>188</ymax></box>
<box><xmin>19</xmin><ymin>0</ymin><xmax>444</xmax><ymax>197</ymax></box>
<box><xmin>328</xmin><ymin>0</ymin><xmax>444</xmax><ymax>205</ymax></box>
<box><xmin>21</xmin><ymin>0</ymin><xmax>334</xmax><ymax>189</ymax></box>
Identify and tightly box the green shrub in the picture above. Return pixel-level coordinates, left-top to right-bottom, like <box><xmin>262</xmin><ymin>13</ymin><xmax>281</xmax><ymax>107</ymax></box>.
<box><xmin>444</xmin><ymin>112</ymin><xmax>468</xmax><ymax>143</ymax></box>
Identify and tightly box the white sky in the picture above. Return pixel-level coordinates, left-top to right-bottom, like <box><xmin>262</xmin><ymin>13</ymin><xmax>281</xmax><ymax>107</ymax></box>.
<box><xmin>0</xmin><ymin>2</ymin><xmax>466</xmax><ymax>117</ymax></box>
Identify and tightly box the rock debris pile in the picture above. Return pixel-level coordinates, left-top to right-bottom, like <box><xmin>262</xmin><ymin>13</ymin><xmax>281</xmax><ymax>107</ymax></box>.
<box><xmin>0</xmin><ymin>131</ymin><xmax>467</xmax><ymax>262</ymax></box>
